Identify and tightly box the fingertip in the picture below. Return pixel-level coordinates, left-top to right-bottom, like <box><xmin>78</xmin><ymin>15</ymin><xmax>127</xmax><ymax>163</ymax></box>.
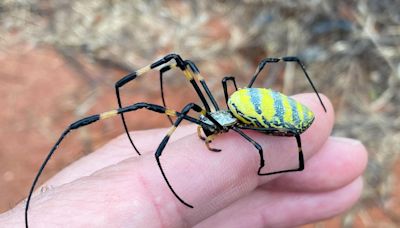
<box><xmin>330</xmin><ymin>137</ymin><xmax>368</xmax><ymax>175</ymax></box>
<box><xmin>318</xmin><ymin>176</ymin><xmax>363</xmax><ymax>221</ymax></box>
<box><xmin>310</xmin><ymin>137</ymin><xmax>367</xmax><ymax>192</ymax></box>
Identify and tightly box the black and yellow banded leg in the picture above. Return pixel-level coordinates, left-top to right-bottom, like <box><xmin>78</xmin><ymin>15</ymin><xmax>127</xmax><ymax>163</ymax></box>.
<box><xmin>222</xmin><ymin>76</ymin><xmax>238</xmax><ymax>108</ymax></box>
<box><xmin>159</xmin><ymin>60</ymin><xmax>220</xmax><ymax>125</ymax></box>
<box><xmin>24</xmin><ymin>102</ymin><xmax>206</xmax><ymax>228</ymax></box>
<box><xmin>114</xmin><ymin>54</ymin><xmax>212</xmax><ymax>155</ymax></box>
<box><xmin>205</xmin><ymin>134</ymin><xmax>221</xmax><ymax>152</ymax></box>
<box><xmin>159</xmin><ymin>63</ymin><xmax>178</xmax><ymax>125</ymax></box>
<box><xmin>247</xmin><ymin>56</ymin><xmax>327</xmax><ymax>112</ymax></box>
<box><xmin>185</xmin><ymin>60</ymin><xmax>220</xmax><ymax>111</ymax></box>
<box><xmin>155</xmin><ymin>103</ymin><xmax>223</xmax><ymax>208</ymax></box>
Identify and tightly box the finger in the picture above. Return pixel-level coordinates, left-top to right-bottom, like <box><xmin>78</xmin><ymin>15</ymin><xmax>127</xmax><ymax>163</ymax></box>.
<box><xmin>195</xmin><ymin>136</ymin><xmax>367</xmax><ymax>227</ymax></box>
<box><xmin>42</xmin><ymin>124</ymin><xmax>197</xmax><ymax>187</ymax></box>
<box><xmin>195</xmin><ymin>177</ymin><xmax>363</xmax><ymax>228</ymax></box>
<box><xmin>264</xmin><ymin>136</ymin><xmax>367</xmax><ymax>192</ymax></box>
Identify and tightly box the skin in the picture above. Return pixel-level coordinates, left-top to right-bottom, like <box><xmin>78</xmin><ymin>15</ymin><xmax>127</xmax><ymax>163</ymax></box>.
<box><xmin>0</xmin><ymin>94</ymin><xmax>367</xmax><ymax>227</ymax></box>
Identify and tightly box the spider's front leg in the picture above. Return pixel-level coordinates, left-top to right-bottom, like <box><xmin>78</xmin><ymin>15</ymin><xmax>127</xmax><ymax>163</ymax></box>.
<box><xmin>24</xmin><ymin>102</ymin><xmax>204</xmax><ymax>228</ymax></box>
<box><xmin>155</xmin><ymin>103</ymin><xmax>223</xmax><ymax>208</ymax></box>
<box><xmin>114</xmin><ymin>54</ymin><xmax>219</xmax><ymax>155</ymax></box>
<box><xmin>159</xmin><ymin>60</ymin><xmax>220</xmax><ymax>124</ymax></box>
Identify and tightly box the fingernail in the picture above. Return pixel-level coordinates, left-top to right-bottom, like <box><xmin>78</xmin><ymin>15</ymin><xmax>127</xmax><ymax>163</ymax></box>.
<box><xmin>331</xmin><ymin>136</ymin><xmax>362</xmax><ymax>146</ymax></box>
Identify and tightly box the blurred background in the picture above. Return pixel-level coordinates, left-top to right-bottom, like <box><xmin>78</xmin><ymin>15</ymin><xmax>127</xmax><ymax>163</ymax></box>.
<box><xmin>0</xmin><ymin>0</ymin><xmax>399</xmax><ymax>227</ymax></box>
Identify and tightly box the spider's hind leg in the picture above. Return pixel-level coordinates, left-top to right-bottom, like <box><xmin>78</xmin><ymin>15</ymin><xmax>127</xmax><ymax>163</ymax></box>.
<box><xmin>247</xmin><ymin>56</ymin><xmax>327</xmax><ymax>112</ymax></box>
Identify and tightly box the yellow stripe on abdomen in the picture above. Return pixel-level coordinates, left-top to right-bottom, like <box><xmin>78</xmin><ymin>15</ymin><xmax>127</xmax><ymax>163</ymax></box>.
<box><xmin>259</xmin><ymin>89</ymin><xmax>276</xmax><ymax>122</ymax></box>
<box><xmin>281</xmin><ymin>96</ymin><xmax>293</xmax><ymax>124</ymax></box>
<box><xmin>296</xmin><ymin>101</ymin><xmax>304</xmax><ymax>126</ymax></box>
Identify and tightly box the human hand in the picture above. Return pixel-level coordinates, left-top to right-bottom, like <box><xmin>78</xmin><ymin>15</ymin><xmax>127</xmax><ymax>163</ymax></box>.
<box><xmin>1</xmin><ymin>94</ymin><xmax>367</xmax><ymax>227</ymax></box>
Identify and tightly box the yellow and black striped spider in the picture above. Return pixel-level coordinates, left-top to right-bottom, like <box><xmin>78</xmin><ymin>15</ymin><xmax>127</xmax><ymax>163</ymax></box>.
<box><xmin>25</xmin><ymin>54</ymin><xmax>326</xmax><ymax>227</ymax></box>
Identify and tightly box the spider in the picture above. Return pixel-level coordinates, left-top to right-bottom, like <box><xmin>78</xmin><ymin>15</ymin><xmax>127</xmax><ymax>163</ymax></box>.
<box><xmin>24</xmin><ymin>53</ymin><xmax>327</xmax><ymax>227</ymax></box>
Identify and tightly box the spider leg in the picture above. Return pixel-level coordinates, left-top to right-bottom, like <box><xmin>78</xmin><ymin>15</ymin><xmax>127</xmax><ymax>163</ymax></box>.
<box><xmin>114</xmin><ymin>55</ymin><xmax>202</xmax><ymax>155</ymax></box>
<box><xmin>259</xmin><ymin>133</ymin><xmax>304</xmax><ymax>175</ymax></box>
<box><xmin>115</xmin><ymin>54</ymin><xmax>219</xmax><ymax>155</ymax></box>
<box><xmin>159</xmin><ymin>60</ymin><xmax>220</xmax><ymax>124</ymax></box>
<box><xmin>231</xmin><ymin>127</ymin><xmax>266</xmax><ymax>173</ymax></box>
<box><xmin>185</xmin><ymin>60</ymin><xmax>220</xmax><ymax>111</ymax></box>
<box><xmin>281</xmin><ymin>56</ymin><xmax>327</xmax><ymax>112</ymax></box>
<box><xmin>247</xmin><ymin>57</ymin><xmax>280</xmax><ymax>88</ymax></box>
<box><xmin>247</xmin><ymin>56</ymin><xmax>326</xmax><ymax>112</ymax></box>
<box><xmin>233</xmin><ymin>126</ymin><xmax>304</xmax><ymax>176</ymax></box>
<box><xmin>24</xmin><ymin>102</ymin><xmax>204</xmax><ymax>227</ymax></box>
<box><xmin>155</xmin><ymin>103</ymin><xmax>222</xmax><ymax>208</ymax></box>
<box><xmin>159</xmin><ymin>63</ymin><xmax>178</xmax><ymax>125</ymax></box>
<box><xmin>221</xmin><ymin>76</ymin><xmax>238</xmax><ymax>108</ymax></box>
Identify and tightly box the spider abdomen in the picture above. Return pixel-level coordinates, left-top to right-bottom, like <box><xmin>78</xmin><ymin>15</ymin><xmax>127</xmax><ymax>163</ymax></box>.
<box><xmin>227</xmin><ymin>88</ymin><xmax>314</xmax><ymax>134</ymax></box>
